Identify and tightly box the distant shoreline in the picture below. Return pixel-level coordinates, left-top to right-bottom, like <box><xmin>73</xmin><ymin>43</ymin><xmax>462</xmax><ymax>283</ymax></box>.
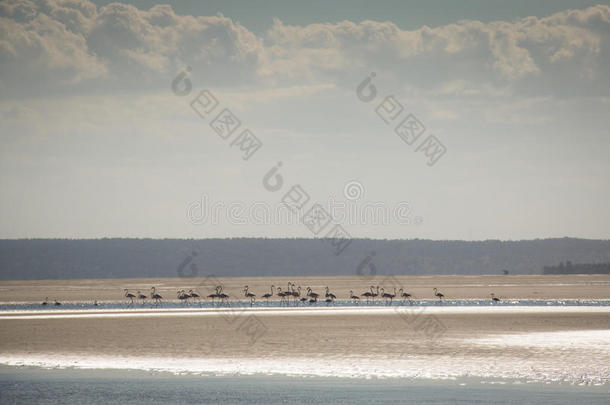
<box><xmin>1</xmin><ymin>274</ymin><xmax>609</xmax><ymax>302</ymax></box>
<box><xmin>3</xmin><ymin>238</ymin><xmax>610</xmax><ymax>280</ymax></box>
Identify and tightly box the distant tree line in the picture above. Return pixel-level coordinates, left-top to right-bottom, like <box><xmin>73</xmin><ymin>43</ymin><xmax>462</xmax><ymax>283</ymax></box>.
<box><xmin>0</xmin><ymin>238</ymin><xmax>609</xmax><ymax>280</ymax></box>
<box><xmin>542</xmin><ymin>261</ymin><xmax>610</xmax><ymax>274</ymax></box>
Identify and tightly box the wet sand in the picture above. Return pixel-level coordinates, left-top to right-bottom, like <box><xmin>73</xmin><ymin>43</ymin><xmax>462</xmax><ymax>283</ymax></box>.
<box><xmin>1</xmin><ymin>307</ymin><xmax>609</xmax><ymax>358</ymax></box>
<box><xmin>1</xmin><ymin>306</ymin><xmax>609</xmax><ymax>382</ymax></box>
<box><xmin>1</xmin><ymin>275</ymin><xmax>609</xmax><ymax>382</ymax></box>
<box><xmin>1</xmin><ymin>274</ymin><xmax>609</xmax><ymax>302</ymax></box>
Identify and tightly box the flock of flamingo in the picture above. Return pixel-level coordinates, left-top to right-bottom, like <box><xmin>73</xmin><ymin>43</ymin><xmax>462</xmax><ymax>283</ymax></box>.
<box><xmin>111</xmin><ymin>283</ymin><xmax>502</xmax><ymax>307</ymax></box>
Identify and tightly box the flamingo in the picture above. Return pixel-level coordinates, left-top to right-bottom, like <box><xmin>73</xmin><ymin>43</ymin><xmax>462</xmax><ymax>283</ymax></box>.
<box><xmin>217</xmin><ymin>285</ymin><xmax>229</xmax><ymax>305</ymax></box>
<box><xmin>243</xmin><ymin>286</ymin><xmax>256</xmax><ymax>301</ymax></box>
<box><xmin>433</xmin><ymin>287</ymin><xmax>444</xmax><ymax>300</ymax></box>
<box><xmin>276</xmin><ymin>287</ymin><xmax>288</xmax><ymax>305</ymax></box>
<box><xmin>398</xmin><ymin>288</ymin><xmax>412</xmax><ymax>303</ymax></box>
<box><xmin>361</xmin><ymin>287</ymin><xmax>374</xmax><ymax>303</ymax></box>
<box><xmin>285</xmin><ymin>284</ymin><xmax>298</xmax><ymax>306</ymax></box>
<box><xmin>218</xmin><ymin>292</ymin><xmax>229</xmax><ymax>304</ymax></box>
<box><xmin>289</xmin><ymin>283</ymin><xmax>300</xmax><ymax>306</ymax></box>
<box><xmin>371</xmin><ymin>285</ymin><xmax>380</xmax><ymax>302</ymax></box>
<box><xmin>325</xmin><ymin>296</ymin><xmax>334</xmax><ymax>306</ymax></box>
<box><xmin>137</xmin><ymin>290</ymin><xmax>147</xmax><ymax>304</ymax></box>
<box><xmin>188</xmin><ymin>289</ymin><xmax>200</xmax><ymax>303</ymax></box>
<box><xmin>292</xmin><ymin>285</ymin><xmax>302</xmax><ymax>305</ymax></box>
<box><xmin>207</xmin><ymin>286</ymin><xmax>220</xmax><ymax>304</ymax></box>
<box><xmin>325</xmin><ymin>286</ymin><xmax>337</xmax><ymax>300</ymax></box>
<box><xmin>349</xmin><ymin>290</ymin><xmax>360</xmax><ymax>304</ymax></box>
<box><xmin>54</xmin><ymin>300</ymin><xmax>61</xmax><ymax>306</ymax></box>
<box><xmin>306</xmin><ymin>287</ymin><xmax>319</xmax><ymax>300</ymax></box>
<box><xmin>285</xmin><ymin>282</ymin><xmax>293</xmax><ymax>305</ymax></box>
<box><xmin>490</xmin><ymin>293</ymin><xmax>500</xmax><ymax>303</ymax></box>
<box><xmin>381</xmin><ymin>287</ymin><xmax>396</xmax><ymax>305</ymax></box>
<box><xmin>308</xmin><ymin>296</ymin><xmax>317</xmax><ymax>305</ymax></box>
<box><xmin>177</xmin><ymin>289</ymin><xmax>190</xmax><ymax>304</ymax></box>
<box><xmin>261</xmin><ymin>285</ymin><xmax>274</xmax><ymax>302</ymax></box>
<box><xmin>42</xmin><ymin>297</ymin><xmax>48</xmax><ymax>306</ymax></box>
<box><xmin>150</xmin><ymin>287</ymin><xmax>163</xmax><ymax>306</ymax></box>
<box><xmin>124</xmin><ymin>289</ymin><xmax>136</xmax><ymax>306</ymax></box>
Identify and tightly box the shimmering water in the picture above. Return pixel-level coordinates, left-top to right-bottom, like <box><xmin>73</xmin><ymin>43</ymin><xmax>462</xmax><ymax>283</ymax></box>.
<box><xmin>1</xmin><ymin>298</ymin><xmax>609</xmax><ymax>311</ymax></box>
<box><xmin>1</xmin><ymin>367</ymin><xmax>608</xmax><ymax>405</ymax></box>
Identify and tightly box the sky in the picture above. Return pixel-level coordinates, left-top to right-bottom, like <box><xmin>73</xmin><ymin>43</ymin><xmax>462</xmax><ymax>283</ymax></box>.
<box><xmin>1</xmin><ymin>0</ymin><xmax>609</xmax><ymax>240</ymax></box>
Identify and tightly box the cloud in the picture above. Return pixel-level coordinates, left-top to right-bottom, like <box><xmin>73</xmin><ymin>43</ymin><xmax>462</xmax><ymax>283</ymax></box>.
<box><xmin>262</xmin><ymin>7</ymin><xmax>609</xmax><ymax>96</ymax></box>
<box><xmin>0</xmin><ymin>1</ymin><xmax>608</xmax><ymax>98</ymax></box>
<box><xmin>0</xmin><ymin>0</ymin><xmax>264</xmax><ymax>97</ymax></box>
<box><xmin>0</xmin><ymin>2</ymin><xmax>106</xmax><ymax>94</ymax></box>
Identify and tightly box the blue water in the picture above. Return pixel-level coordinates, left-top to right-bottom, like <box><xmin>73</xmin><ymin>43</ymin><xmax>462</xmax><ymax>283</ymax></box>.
<box><xmin>2</xmin><ymin>299</ymin><xmax>609</xmax><ymax>311</ymax></box>
<box><xmin>1</xmin><ymin>367</ymin><xmax>608</xmax><ymax>404</ymax></box>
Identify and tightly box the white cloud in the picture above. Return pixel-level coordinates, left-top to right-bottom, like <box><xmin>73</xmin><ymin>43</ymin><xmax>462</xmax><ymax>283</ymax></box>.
<box><xmin>262</xmin><ymin>7</ymin><xmax>609</xmax><ymax>96</ymax></box>
<box><xmin>0</xmin><ymin>2</ymin><xmax>608</xmax><ymax>99</ymax></box>
<box><xmin>0</xmin><ymin>0</ymin><xmax>264</xmax><ymax>96</ymax></box>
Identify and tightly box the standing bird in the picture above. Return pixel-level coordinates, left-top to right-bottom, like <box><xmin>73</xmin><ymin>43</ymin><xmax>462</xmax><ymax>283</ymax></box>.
<box><xmin>276</xmin><ymin>287</ymin><xmax>288</xmax><ymax>305</ymax></box>
<box><xmin>288</xmin><ymin>282</ymin><xmax>298</xmax><ymax>305</ymax></box>
<box><xmin>371</xmin><ymin>286</ymin><xmax>380</xmax><ymax>302</ymax></box>
<box><xmin>262</xmin><ymin>285</ymin><xmax>274</xmax><ymax>302</ymax></box>
<box><xmin>42</xmin><ymin>297</ymin><xmax>48</xmax><ymax>306</ymax></box>
<box><xmin>177</xmin><ymin>289</ymin><xmax>190</xmax><ymax>304</ymax></box>
<box><xmin>398</xmin><ymin>288</ymin><xmax>412</xmax><ymax>303</ymax></box>
<box><xmin>124</xmin><ymin>289</ymin><xmax>136</xmax><ymax>306</ymax></box>
<box><xmin>207</xmin><ymin>286</ymin><xmax>220</xmax><ymax>304</ymax></box>
<box><xmin>150</xmin><ymin>287</ymin><xmax>163</xmax><ymax>306</ymax></box>
<box><xmin>243</xmin><ymin>286</ymin><xmax>256</xmax><ymax>301</ymax></box>
<box><xmin>54</xmin><ymin>300</ymin><xmax>61</xmax><ymax>306</ymax></box>
<box><xmin>325</xmin><ymin>286</ymin><xmax>337</xmax><ymax>300</ymax></box>
<box><xmin>490</xmin><ymin>293</ymin><xmax>500</xmax><ymax>303</ymax></box>
<box><xmin>284</xmin><ymin>281</ymin><xmax>294</xmax><ymax>305</ymax></box>
<box><xmin>137</xmin><ymin>291</ymin><xmax>147</xmax><ymax>304</ymax></box>
<box><xmin>188</xmin><ymin>289</ymin><xmax>200</xmax><ymax>303</ymax></box>
<box><xmin>433</xmin><ymin>288</ymin><xmax>444</xmax><ymax>300</ymax></box>
<box><xmin>217</xmin><ymin>286</ymin><xmax>229</xmax><ymax>305</ymax></box>
<box><xmin>361</xmin><ymin>287</ymin><xmax>374</xmax><ymax>303</ymax></box>
<box><xmin>349</xmin><ymin>290</ymin><xmax>360</xmax><ymax>304</ymax></box>
<box><xmin>292</xmin><ymin>285</ymin><xmax>302</xmax><ymax>305</ymax></box>
<box><xmin>325</xmin><ymin>296</ymin><xmax>335</xmax><ymax>306</ymax></box>
<box><xmin>306</xmin><ymin>287</ymin><xmax>319</xmax><ymax>300</ymax></box>
<box><xmin>381</xmin><ymin>287</ymin><xmax>396</xmax><ymax>305</ymax></box>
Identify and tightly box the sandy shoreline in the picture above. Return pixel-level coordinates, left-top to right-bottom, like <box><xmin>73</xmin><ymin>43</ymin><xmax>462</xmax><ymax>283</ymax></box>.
<box><xmin>1</xmin><ymin>306</ymin><xmax>609</xmax><ymax>382</ymax></box>
<box><xmin>2</xmin><ymin>307</ymin><xmax>609</xmax><ymax>356</ymax></box>
<box><xmin>1</xmin><ymin>274</ymin><xmax>609</xmax><ymax>303</ymax></box>
<box><xmin>1</xmin><ymin>275</ymin><xmax>609</xmax><ymax>383</ymax></box>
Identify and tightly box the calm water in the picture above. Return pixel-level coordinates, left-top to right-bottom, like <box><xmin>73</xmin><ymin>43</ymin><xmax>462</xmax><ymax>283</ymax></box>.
<box><xmin>1</xmin><ymin>367</ymin><xmax>608</xmax><ymax>405</ymax></box>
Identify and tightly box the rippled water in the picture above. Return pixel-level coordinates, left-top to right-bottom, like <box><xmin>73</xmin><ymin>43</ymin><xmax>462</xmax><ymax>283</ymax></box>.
<box><xmin>1</xmin><ymin>367</ymin><xmax>608</xmax><ymax>405</ymax></box>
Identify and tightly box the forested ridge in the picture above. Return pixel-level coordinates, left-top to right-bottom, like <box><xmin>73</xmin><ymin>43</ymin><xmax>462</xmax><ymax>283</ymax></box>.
<box><xmin>1</xmin><ymin>238</ymin><xmax>609</xmax><ymax>280</ymax></box>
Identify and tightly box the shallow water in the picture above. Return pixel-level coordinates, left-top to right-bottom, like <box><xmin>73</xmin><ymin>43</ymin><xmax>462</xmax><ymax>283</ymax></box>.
<box><xmin>1</xmin><ymin>298</ymin><xmax>609</xmax><ymax>311</ymax></box>
<box><xmin>2</xmin><ymin>302</ymin><xmax>609</xmax><ymax>395</ymax></box>
<box><xmin>1</xmin><ymin>367</ymin><xmax>608</xmax><ymax>405</ymax></box>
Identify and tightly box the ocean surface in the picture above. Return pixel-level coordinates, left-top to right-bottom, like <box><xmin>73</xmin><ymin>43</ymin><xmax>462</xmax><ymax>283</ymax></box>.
<box><xmin>1</xmin><ymin>367</ymin><xmax>609</xmax><ymax>405</ymax></box>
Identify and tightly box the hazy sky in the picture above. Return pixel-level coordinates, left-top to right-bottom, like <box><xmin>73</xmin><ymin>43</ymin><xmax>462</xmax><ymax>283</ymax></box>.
<box><xmin>1</xmin><ymin>0</ymin><xmax>609</xmax><ymax>240</ymax></box>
